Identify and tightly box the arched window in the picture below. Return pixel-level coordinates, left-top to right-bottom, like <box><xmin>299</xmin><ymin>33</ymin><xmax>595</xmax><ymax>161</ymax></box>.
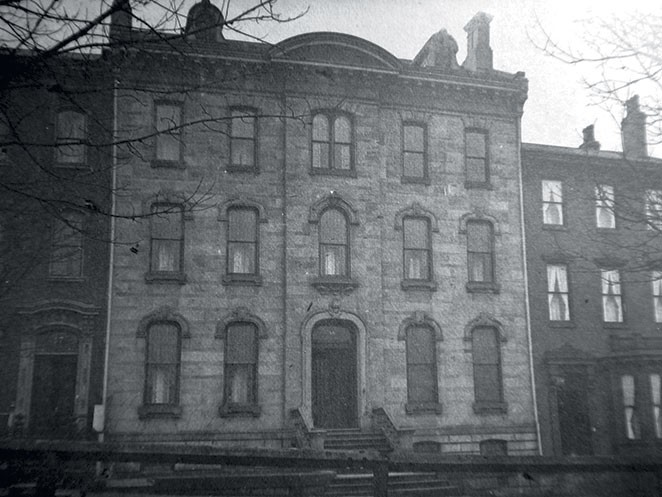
<box><xmin>319</xmin><ymin>208</ymin><xmax>349</xmax><ymax>277</ymax></box>
<box><xmin>223</xmin><ymin>322</ymin><xmax>259</xmax><ymax>412</ymax></box>
<box><xmin>148</xmin><ymin>203</ymin><xmax>184</xmax><ymax>279</ymax></box>
<box><xmin>227</xmin><ymin>207</ymin><xmax>258</xmax><ymax>276</ymax></box>
<box><xmin>312</xmin><ymin>112</ymin><xmax>353</xmax><ymax>172</ymax></box>
<box><xmin>406</xmin><ymin>325</ymin><xmax>438</xmax><ymax>408</ymax></box>
<box><xmin>56</xmin><ymin>110</ymin><xmax>86</xmax><ymax>164</ymax></box>
<box><xmin>144</xmin><ymin>322</ymin><xmax>182</xmax><ymax>407</ymax></box>
<box><xmin>472</xmin><ymin>326</ymin><xmax>504</xmax><ymax>412</ymax></box>
<box><xmin>403</xmin><ymin>216</ymin><xmax>431</xmax><ymax>281</ymax></box>
<box><xmin>49</xmin><ymin>211</ymin><xmax>83</xmax><ymax>279</ymax></box>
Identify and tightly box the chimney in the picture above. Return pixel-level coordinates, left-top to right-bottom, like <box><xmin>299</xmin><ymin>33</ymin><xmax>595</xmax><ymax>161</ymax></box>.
<box><xmin>462</xmin><ymin>12</ymin><xmax>493</xmax><ymax>72</ymax></box>
<box><xmin>579</xmin><ymin>125</ymin><xmax>600</xmax><ymax>152</ymax></box>
<box><xmin>622</xmin><ymin>95</ymin><xmax>647</xmax><ymax>159</ymax></box>
<box><xmin>109</xmin><ymin>0</ymin><xmax>132</xmax><ymax>44</ymax></box>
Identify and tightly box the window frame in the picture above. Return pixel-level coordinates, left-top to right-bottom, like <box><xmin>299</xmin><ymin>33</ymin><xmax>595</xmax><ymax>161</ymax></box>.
<box><xmin>55</xmin><ymin>109</ymin><xmax>87</xmax><ymax>167</ymax></box>
<box><xmin>318</xmin><ymin>207</ymin><xmax>350</xmax><ymax>278</ymax></box>
<box><xmin>146</xmin><ymin>202</ymin><xmax>186</xmax><ymax>284</ymax></box>
<box><xmin>542</xmin><ymin>179</ymin><xmax>565</xmax><ymax>227</ymax></box>
<box><xmin>310</xmin><ymin>111</ymin><xmax>355</xmax><ymax>176</ymax></box>
<box><xmin>653</xmin><ymin>271</ymin><xmax>662</xmax><ymax>323</ymax></box>
<box><xmin>600</xmin><ymin>268</ymin><xmax>624</xmax><ymax>324</ymax></box>
<box><xmin>48</xmin><ymin>211</ymin><xmax>84</xmax><ymax>280</ymax></box>
<box><xmin>465</xmin><ymin>220</ymin><xmax>498</xmax><ymax>293</ymax></box>
<box><xmin>402</xmin><ymin>216</ymin><xmax>433</xmax><ymax>285</ymax></box>
<box><xmin>645</xmin><ymin>190</ymin><xmax>662</xmax><ymax>230</ymax></box>
<box><xmin>225</xmin><ymin>206</ymin><xmax>260</xmax><ymax>284</ymax></box>
<box><xmin>405</xmin><ymin>325</ymin><xmax>441</xmax><ymax>414</ymax></box>
<box><xmin>153</xmin><ymin>100</ymin><xmax>184</xmax><ymax>168</ymax></box>
<box><xmin>401</xmin><ymin>122</ymin><xmax>428</xmax><ymax>184</ymax></box>
<box><xmin>471</xmin><ymin>326</ymin><xmax>506</xmax><ymax>414</ymax></box>
<box><xmin>547</xmin><ymin>264</ymin><xmax>571</xmax><ymax>322</ymax></box>
<box><xmin>464</xmin><ymin>128</ymin><xmax>490</xmax><ymax>188</ymax></box>
<box><xmin>228</xmin><ymin>107</ymin><xmax>258</xmax><ymax>173</ymax></box>
<box><xmin>140</xmin><ymin>321</ymin><xmax>183</xmax><ymax>418</ymax></box>
<box><xmin>220</xmin><ymin>321</ymin><xmax>260</xmax><ymax>417</ymax></box>
<box><xmin>595</xmin><ymin>184</ymin><xmax>616</xmax><ymax>229</ymax></box>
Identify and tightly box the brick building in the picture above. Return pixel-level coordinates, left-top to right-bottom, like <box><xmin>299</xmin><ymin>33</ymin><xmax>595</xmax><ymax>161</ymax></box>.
<box><xmin>102</xmin><ymin>1</ymin><xmax>538</xmax><ymax>454</ymax></box>
<box><xmin>0</xmin><ymin>53</ymin><xmax>112</xmax><ymax>438</ymax></box>
<box><xmin>523</xmin><ymin>99</ymin><xmax>662</xmax><ymax>455</ymax></box>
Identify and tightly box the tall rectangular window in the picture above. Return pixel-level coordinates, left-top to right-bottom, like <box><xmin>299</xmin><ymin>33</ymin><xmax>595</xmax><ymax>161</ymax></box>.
<box><xmin>224</xmin><ymin>322</ymin><xmax>258</xmax><ymax>407</ymax></box>
<box><xmin>150</xmin><ymin>203</ymin><xmax>183</xmax><ymax>274</ymax></box>
<box><xmin>403</xmin><ymin>217</ymin><xmax>431</xmax><ymax>281</ymax></box>
<box><xmin>49</xmin><ymin>211</ymin><xmax>83</xmax><ymax>278</ymax></box>
<box><xmin>319</xmin><ymin>209</ymin><xmax>349</xmax><ymax>277</ymax></box>
<box><xmin>547</xmin><ymin>264</ymin><xmax>570</xmax><ymax>321</ymax></box>
<box><xmin>646</xmin><ymin>190</ymin><xmax>662</xmax><ymax>229</ymax></box>
<box><xmin>406</xmin><ymin>326</ymin><xmax>438</xmax><ymax>405</ymax></box>
<box><xmin>56</xmin><ymin>110</ymin><xmax>86</xmax><ymax>164</ymax></box>
<box><xmin>403</xmin><ymin>124</ymin><xmax>426</xmax><ymax>179</ymax></box>
<box><xmin>227</xmin><ymin>207</ymin><xmax>257</xmax><ymax>275</ymax></box>
<box><xmin>542</xmin><ymin>180</ymin><xmax>564</xmax><ymax>225</ymax></box>
<box><xmin>621</xmin><ymin>374</ymin><xmax>640</xmax><ymax>440</ymax></box>
<box><xmin>653</xmin><ymin>271</ymin><xmax>662</xmax><ymax>323</ymax></box>
<box><xmin>595</xmin><ymin>185</ymin><xmax>615</xmax><ymax>228</ymax></box>
<box><xmin>651</xmin><ymin>374</ymin><xmax>662</xmax><ymax>438</ymax></box>
<box><xmin>467</xmin><ymin>221</ymin><xmax>494</xmax><ymax>284</ymax></box>
<box><xmin>312</xmin><ymin>113</ymin><xmax>353</xmax><ymax>171</ymax></box>
<box><xmin>465</xmin><ymin>130</ymin><xmax>488</xmax><ymax>184</ymax></box>
<box><xmin>155</xmin><ymin>103</ymin><xmax>182</xmax><ymax>162</ymax></box>
<box><xmin>145</xmin><ymin>323</ymin><xmax>181</xmax><ymax>405</ymax></box>
<box><xmin>601</xmin><ymin>269</ymin><xmax>623</xmax><ymax>322</ymax></box>
<box><xmin>230</xmin><ymin>109</ymin><xmax>256</xmax><ymax>169</ymax></box>
<box><xmin>472</xmin><ymin>327</ymin><xmax>502</xmax><ymax>405</ymax></box>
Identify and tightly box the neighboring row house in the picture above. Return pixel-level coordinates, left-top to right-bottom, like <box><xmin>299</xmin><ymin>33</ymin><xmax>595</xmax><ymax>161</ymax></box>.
<box><xmin>523</xmin><ymin>100</ymin><xmax>662</xmax><ymax>456</ymax></box>
<box><xmin>3</xmin><ymin>0</ymin><xmax>662</xmax><ymax>459</ymax></box>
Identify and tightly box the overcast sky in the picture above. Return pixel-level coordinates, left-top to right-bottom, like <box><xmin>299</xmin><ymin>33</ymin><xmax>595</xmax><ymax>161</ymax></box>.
<box><xmin>123</xmin><ymin>0</ymin><xmax>660</xmax><ymax>155</ymax></box>
<box><xmin>214</xmin><ymin>0</ymin><xmax>658</xmax><ymax>155</ymax></box>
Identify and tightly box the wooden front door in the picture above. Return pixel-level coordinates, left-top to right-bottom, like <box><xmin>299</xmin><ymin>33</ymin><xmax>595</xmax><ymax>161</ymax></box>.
<box><xmin>312</xmin><ymin>321</ymin><xmax>357</xmax><ymax>428</ymax></box>
<box><xmin>30</xmin><ymin>330</ymin><xmax>79</xmax><ymax>438</ymax></box>
<box><xmin>557</xmin><ymin>371</ymin><xmax>593</xmax><ymax>455</ymax></box>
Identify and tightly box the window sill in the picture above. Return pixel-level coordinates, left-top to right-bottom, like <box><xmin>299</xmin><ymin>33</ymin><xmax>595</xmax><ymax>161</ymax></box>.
<box><xmin>596</xmin><ymin>227</ymin><xmax>617</xmax><ymax>232</ymax></box>
<box><xmin>473</xmin><ymin>401</ymin><xmax>508</xmax><ymax>415</ymax></box>
<box><xmin>311</xmin><ymin>276</ymin><xmax>358</xmax><ymax>295</ymax></box>
<box><xmin>464</xmin><ymin>181</ymin><xmax>492</xmax><ymax>190</ymax></box>
<box><xmin>222</xmin><ymin>274</ymin><xmax>263</xmax><ymax>286</ymax></box>
<box><xmin>47</xmin><ymin>276</ymin><xmax>84</xmax><ymax>283</ymax></box>
<box><xmin>542</xmin><ymin>223</ymin><xmax>566</xmax><ymax>231</ymax></box>
<box><xmin>310</xmin><ymin>168</ymin><xmax>357</xmax><ymax>178</ymax></box>
<box><xmin>466</xmin><ymin>281</ymin><xmax>500</xmax><ymax>294</ymax></box>
<box><xmin>225</xmin><ymin>165</ymin><xmax>259</xmax><ymax>174</ymax></box>
<box><xmin>603</xmin><ymin>321</ymin><xmax>627</xmax><ymax>329</ymax></box>
<box><xmin>548</xmin><ymin>320</ymin><xmax>576</xmax><ymax>329</ymax></box>
<box><xmin>138</xmin><ymin>404</ymin><xmax>182</xmax><ymax>419</ymax></box>
<box><xmin>405</xmin><ymin>402</ymin><xmax>442</xmax><ymax>415</ymax></box>
<box><xmin>145</xmin><ymin>271</ymin><xmax>187</xmax><ymax>285</ymax></box>
<box><xmin>401</xmin><ymin>176</ymin><xmax>430</xmax><ymax>185</ymax></box>
<box><xmin>54</xmin><ymin>162</ymin><xmax>89</xmax><ymax>170</ymax></box>
<box><xmin>219</xmin><ymin>403</ymin><xmax>261</xmax><ymax>418</ymax></box>
<box><xmin>401</xmin><ymin>279</ymin><xmax>437</xmax><ymax>292</ymax></box>
<box><xmin>151</xmin><ymin>159</ymin><xmax>185</xmax><ymax>169</ymax></box>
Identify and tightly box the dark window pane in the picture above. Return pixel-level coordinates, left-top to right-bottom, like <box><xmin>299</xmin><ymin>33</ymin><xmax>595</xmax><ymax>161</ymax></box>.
<box><xmin>146</xmin><ymin>364</ymin><xmax>177</xmax><ymax>404</ymax></box>
<box><xmin>155</xmin><ymin>104</ymin><xmax>181</xmax><ymax>161</ymax></box>
<box><xmin>229</xmin><ymin>209</ymin><xmax>257</xmax><ymax>242</ymax></box>
<box><xmin>408</xmin><ymin>364</ymin><xmax>436</xmax><ymax>403</ymax></box>
<box><xmin>227</xmin><ymin>364</ymin><xmax>255</xmax><ymax>404</ymax></box>
<box><xmin>56</xmin><ymin>111</ymin><xmax>86</xmax><ymax>163</ymax></box>
<box><xmin>406</xmin><ymin>327</ymin><xmax>435</xmax><ymax>364</ymax></box>
<box><xmin>469</xmin><ymin>253</ymin><xmax>492</xmax><ymax>282</ymax></box>
<box><xmin>473</xmin><ymin>327</ymin><xmax>499</xmax><ymax>364</ymax></box>
<box><xmin>404</xmin><ymin>152</ymin><xmax>425</xmax><ymax>177</ymax></box>
<box><xmin>467</xmin><ymin>157</ymin><xmax>486</xmax><ymax>183</ymax></box>
<box><xmin>313</xmin><ymin>114</ymin><xmax>329</xmax><ymax>141</ymax></box>
<box><xmin>466</xmin><ymin>132</ymin><xmax>486</xmax><ymax>158</ymax></box>
<box><xmin>467</xmin><ymin>222</ymin><xmax>490</xmax><ymax>251</ymax></box>
<box><xmin>404</xmin><ymin>249</ymin><xmax>428</xmax><ymax>280</ymax></box>
<box><xmin>404</xmin><ymin>218</ymin><xmax>428</xmax><ymax>249</ymax></box>
<box><xmin>312</xmin><ymin>142</ymin><xmax>329</xmax><ymax>169</ymax></box>
<box><xmin>231</xmin><ymin>111</ymin><xmax>255</xmax><ymax>138</ymax></box>
<box><xmin>151</xmin><ymin>240</ymin><xmax>180</xmax><ymax>272</ymax></box>
<box><xmin>151</xmin><ymin>205</ymin><xmax>182</xmax><ymax>239</ymax></box>
<box><xmin>404</xmin><ymin>125</ymin><xmax>424</xmax><ymax>152</ymax></box>
<box><xmin>334</xmin><ymin>116</ymin><xmax>351</xmax><ymax>143</ymax></box>
<box><xmin>147</xmin><ymin>324</ymin><xmax>179</xmax><ymax>362</ymax></box>
<box><xmin>474</xmin><ymin>365</ymin><xmax>500</xmax><ymax>402</ymax></box>
<box><xmin>320</xmin><ymin>210</ymin><xmax>347</xmax><ymax>244</ymax></box>
<box><xmin>228</xmin><ymin>242</ymin><xmax>256</xmax><ymax>274</ymax></box>
<box><xmin>334</xmin><ymin>143</ymin><xmax>351</xmax><ymax>169</ymax></box>
<box><xmin>227</xmin><ymin>323</ymin><xmax>257</xmax><ymax>364</ymax></box>
<box><xmin>231</xmin><ymin>138</ymin><xmax>254</xmax><ymax>167</ymax></box>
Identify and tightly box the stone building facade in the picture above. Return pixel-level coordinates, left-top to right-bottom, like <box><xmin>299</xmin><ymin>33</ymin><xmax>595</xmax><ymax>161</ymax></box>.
<box><xmin>523</xmin><ymin>100</ymin><xmax>662</xmax><ymax>456</ymax></box>
<box><xmin>101</xmin><ymin>1</ymin><xmax>538</xmax><ymax>454</ymax></box>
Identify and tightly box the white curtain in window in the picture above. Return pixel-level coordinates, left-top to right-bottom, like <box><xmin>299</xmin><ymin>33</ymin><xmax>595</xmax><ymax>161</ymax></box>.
<box><xmin>157</xmin><ymin>242</ymin><xmax>176</xmax><ymax>271</ymax></box>
<box><xmin>621</xmin><ymin>375</ymin><xmax>639</xmax><ymax>440</ymax></box>
<box><xmin>230</xmin><ymin>367</ymin><xmax>250</xmax><ymax>404</ymax></box>
<box><xmin>596</xmin><ymin>185</ymin><xmax>615</xmax><ymax>228</ymax></box>
<box><xmin>602</xmin><ymin>270</ymin><xmax>623</xmax><ymax>322</ymax></box>
<box><xmin>547</xmin><ymin>265</ymin><xmax>569</xmax><ymax>320</ymax></box>
<box><xmin>652</xmin><ymin>374</ymin><xmax>662</xmax><ymax>438</ymax></box>
<box><xmin>653</xmin><ymin>272</ymin><xmax>662</xmax><ymax>323</ymax></box>
<box><xmin>542</xmin><ymin>180</ymin><xmax>563</xmax><ymax>225</ymax></box>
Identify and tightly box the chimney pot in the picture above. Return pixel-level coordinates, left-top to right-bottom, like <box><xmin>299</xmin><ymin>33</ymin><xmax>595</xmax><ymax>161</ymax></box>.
<box><xmin>579</xmin><ymin>124</ymin><xmax>600</xmax><ymax>152</ymax></box>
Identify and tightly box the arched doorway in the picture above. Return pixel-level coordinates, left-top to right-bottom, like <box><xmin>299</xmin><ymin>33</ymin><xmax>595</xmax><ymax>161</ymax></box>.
<box><xmin>30</xmin><ymin>329</ymin><xmax>79</xmax><ymax>437</ymax></box>
<box><xmin>311</xmin><ymin>320</ymin><xmax>357</xmax><ymax>428</ymax></box>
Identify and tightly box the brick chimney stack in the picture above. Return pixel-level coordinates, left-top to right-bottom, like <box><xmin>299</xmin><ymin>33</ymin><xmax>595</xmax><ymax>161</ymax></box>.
<box><xmin>622</xmin><ymin>95</ymin><xmax>647</xmax><ymax>159</ymax></box>
<box><xmin>579</xmin><ymin>124</ymin><xmax>600</xmax><ymax>152</ymax></box>
<box><xmin>462</xmin><ymin>12</ymin><xmax>493</xmax><ymax>72</ymax></box>
<box><xmin>109</xmin><ymin>0</ymin><xmax>132</xmax><ymax>43</ymax></box>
